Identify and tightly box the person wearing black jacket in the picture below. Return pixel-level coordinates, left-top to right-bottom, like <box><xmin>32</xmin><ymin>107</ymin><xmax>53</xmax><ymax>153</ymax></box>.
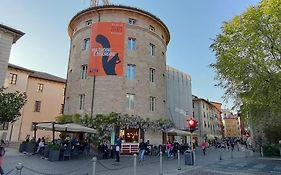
<box><xmin>139</xmin><ymin>139</ymin><xmax>146</xmax><ymax>161</ymax></box>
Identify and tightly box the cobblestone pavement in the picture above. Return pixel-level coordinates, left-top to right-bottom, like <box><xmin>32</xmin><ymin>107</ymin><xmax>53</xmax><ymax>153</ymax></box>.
<box><xmin>3</xmin><ymin>146</ymin><xmax>281</xmax><ymax>175</ymax></box>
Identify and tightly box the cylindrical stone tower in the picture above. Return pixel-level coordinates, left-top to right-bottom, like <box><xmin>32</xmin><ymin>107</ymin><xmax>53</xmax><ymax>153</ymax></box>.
<box><xmin>65</xmin><ymin>5</ymin><xmax>170</xmax><ymax>122</ymax></box>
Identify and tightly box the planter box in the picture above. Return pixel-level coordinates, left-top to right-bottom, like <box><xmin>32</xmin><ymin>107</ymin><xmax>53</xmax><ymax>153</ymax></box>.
<box><xmin>48</xmin><ymin>149</ymin><xmax>60</xmax><ymax>161</ymax></box>
<box><xmin>26</xmin><ymin>143</ymin><xmax>36</xmax><ymax>153</ymax></box>
<box><xmin>19</xmin><ymin>143</ymin><xmax>27</xmax><ymax>153</ymax></box>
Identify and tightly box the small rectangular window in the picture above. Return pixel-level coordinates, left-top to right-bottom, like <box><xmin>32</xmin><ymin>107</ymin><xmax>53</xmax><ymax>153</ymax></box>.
<box><xmin>0</xmin><ymin>122</ymin><xmax>9</xmax><ymax>130</ymax></box>
<box><xmin>79</xmin><ymin>94</ymin><xmax>85</xmax><ymax>110</ymax></box>
<box><xmin>128</xmin><ymin>38</ymin><xmax>136</xmax><ymax>50</ymax></box>
<box><xmin>150</xmin><ymin>96</ymin><xmax>156</xmax><ymax>112</ymax></box>
<box><xmin>149</xmin><ymin>25</ymin><xmax>155</xmax><ymax>32</ymax></box>
<box><xmin>149</xmin><ymin>68</ymin><xmax>155</xmax><ymax>83</ymax></box>
<box><xmin>127</xmin><ymin>64</ymin><xmax>136</xmax><ymax>80</ymax></box>
<box><xmin>80</xmin><ymin>65</ymin><xmax>88</xmax><ymax>79</ymax></box>
<box><xmin>9</xmin><ymin>73</ymin><xmax>17</xmax><ymax>85</ymax></box>
<box><xmin>126</xmin><ymin>93</ymin><xmax>135</xmax><ymax>110</ymax></box>
<box><xmin>83</xmin><ymin>38</ymin><xmax>90</xmax><ymax>50</ymax></box>
<box><xmin>37</xmin><ymin>83</ymin><xmax>44</xmax><ymax>92</ymax></box>
<box><xmin>86</xmin><ymin>19</ymin><xmax>92</xmax><ymax>26</ymax></box>
<box><xmin>128</xmin><ymin>18</ymin><xmax>136</xmax><ymax>25</ymax></box>
<box><xmin>149</xmin><ymin>43</ymin><xmax>155</xmax><ymax>56</ymax></box>
<box><xmin>34</xmin><ymin>101</ymin><xmax>41</xmax><ymax>112</ymax></box>
<box><xmin>60</xmin><ymin>104</ymin><xmax>64</xmax><ymax>114</ymax></box>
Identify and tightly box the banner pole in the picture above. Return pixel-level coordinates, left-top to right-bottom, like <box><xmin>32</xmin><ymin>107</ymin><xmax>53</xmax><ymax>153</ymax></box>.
<box><xmin>90</xmin><ymin>75</ymin><xmax>96</xmax><ymax>119</ymax></box>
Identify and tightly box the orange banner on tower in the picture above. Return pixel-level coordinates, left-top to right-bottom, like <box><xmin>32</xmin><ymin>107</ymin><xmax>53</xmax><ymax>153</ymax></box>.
<box><xmin>88</xmin><ymin>22</ymin><xmax>125</xmax><ymax>76</ymax></box>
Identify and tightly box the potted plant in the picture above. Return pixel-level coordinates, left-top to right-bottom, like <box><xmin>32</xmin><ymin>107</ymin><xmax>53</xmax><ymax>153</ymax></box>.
<box><xmin>25</xmin><ymin>140</ymin><xmax>36</xmax><ymax>153</ymax></box>
<box><xmin>47</xmin><ymin>144</ymin><xmax>60</xmax><ymax>161</ymax></box>
<box><xmin>19</xmin><ymin>141</ymin><xmax>27</xmax><ymax>153</ymax></box>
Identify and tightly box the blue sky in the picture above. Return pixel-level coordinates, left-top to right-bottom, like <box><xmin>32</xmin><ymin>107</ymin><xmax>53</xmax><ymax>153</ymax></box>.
<box><xmin>0</xmin><ymin>0</ymin><xmax>260</xmax><ymax>108</ymax></box>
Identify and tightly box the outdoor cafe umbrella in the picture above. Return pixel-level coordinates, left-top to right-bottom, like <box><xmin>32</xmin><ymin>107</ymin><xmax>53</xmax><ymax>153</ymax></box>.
<box><xmin>35</xmin><ymin>123</ymin><xmax>97</xmax><ymax>134</ymax></box>
<box><xmin>164</xmin><ymin>128</ymin><xmax>191</xmax><ymax>136</ymax></box>
<box><xmin>34</xmin><ymin>122</ymin><xmax>97</xmax><ymax>143</ymax></box>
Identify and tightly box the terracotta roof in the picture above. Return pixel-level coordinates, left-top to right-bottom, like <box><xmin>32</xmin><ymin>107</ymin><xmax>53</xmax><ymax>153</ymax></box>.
<box><xmin>0</xmin><ymin>24</ymin><xmax>25</xmax><ymax>43</ymax></box>
<box><xmin>8</xmin><ymin>63</ymin><xmax>65</xmax><ymax>84</ymax></box>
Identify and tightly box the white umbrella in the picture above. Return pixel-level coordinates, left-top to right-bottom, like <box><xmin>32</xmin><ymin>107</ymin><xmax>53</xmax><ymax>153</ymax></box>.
<box><xmin>164</xmin><ymin>128</ymin><xmax>191</xmax><ymax>136</ymax></box>
<box><xmin>62</xmin><ymin>123</ymin><xmax>97</xmax><ymax>134</ymax></box>
<box><xmin>36</xmin><ymin>123</ymin><xmax>97</xmax><ymax>134</ymax></box>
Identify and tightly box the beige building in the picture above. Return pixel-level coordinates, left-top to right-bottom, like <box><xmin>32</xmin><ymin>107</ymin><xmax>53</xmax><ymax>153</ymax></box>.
<box><xmin>64</xmin><ymin>5</ymin><xmax>170</xmax><ymax>145</ymax></box>
<box><xmin>222</xmin><ymin>110</ymin><xmax>241</xmax><ymax>137</ymax></box>
<box><xmin>0</xmin><ymin>24</ymin><xmax>24</xmax><ymax>87</ymax></box>
<box><xmin>192</xmin><ymin>95</ymin><xmax>222</xmax><ymax>144</ymax></box>
<box><xmin>0</xmin><ymin>64</ymin><xmax>65</xmax><ymax>142</ymax></box>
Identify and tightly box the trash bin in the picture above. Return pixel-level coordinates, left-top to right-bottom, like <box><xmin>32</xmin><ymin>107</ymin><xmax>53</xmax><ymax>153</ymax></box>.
<box><xmin>184</xmin><ymin>150</ymin><xmax>193</xmax><ymax>165</ymax></box>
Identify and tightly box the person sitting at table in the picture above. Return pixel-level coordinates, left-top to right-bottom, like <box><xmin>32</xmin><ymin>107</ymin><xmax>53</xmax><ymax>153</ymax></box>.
<box><xmin>36</xmin><ymin>137</ymin><xmax>45</xmax><ymax>154</ymax></box>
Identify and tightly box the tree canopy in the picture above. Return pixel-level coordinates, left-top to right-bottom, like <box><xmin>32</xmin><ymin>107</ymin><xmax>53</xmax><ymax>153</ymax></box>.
<box><xmin>210</xmin><ymin>0</ymin><xmax>281</xmax><ymax>121</ymax></box>
<box><xmin>0</xmin><ymin>88</ymin><xmax>27</xmax><ymax>123</ymax></box>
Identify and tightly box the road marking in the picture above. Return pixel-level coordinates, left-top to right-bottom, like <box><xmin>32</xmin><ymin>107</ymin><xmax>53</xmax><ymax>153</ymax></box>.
<box><xmin>252</xmin><ymin>164</ymin><xmax>266</xmax><ymax>169</ymax></box>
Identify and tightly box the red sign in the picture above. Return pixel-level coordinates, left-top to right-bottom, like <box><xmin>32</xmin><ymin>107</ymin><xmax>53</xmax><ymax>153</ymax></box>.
<box><xmin>88</xmin><ymin>22</ymin><xmax>125</xmax><ymax>76</ymax></box>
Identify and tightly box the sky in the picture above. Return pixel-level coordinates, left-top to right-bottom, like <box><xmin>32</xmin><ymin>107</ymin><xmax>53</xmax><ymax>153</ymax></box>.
<box><xmin>0</xmin><ymin>0</ymin><xmax>260</xmax><ymax>109</ymax></box>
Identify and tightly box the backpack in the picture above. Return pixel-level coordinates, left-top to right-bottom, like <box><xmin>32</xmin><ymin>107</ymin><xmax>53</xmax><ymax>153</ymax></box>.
<box><xmin>0</xmin><ymin>146</ymin><xmax>5</xmax><ymax>156</ymax></box>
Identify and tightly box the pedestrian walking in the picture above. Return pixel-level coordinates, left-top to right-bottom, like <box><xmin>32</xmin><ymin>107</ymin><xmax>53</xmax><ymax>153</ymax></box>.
<box><xmin>201</xmin><ymin>140</ymin><xmax>208</xmax><ymax>156</ymax></box>
<box><xmin>115</xmin><ymin>137</ymin><xmax>122</xmax><ymax>162</ymax></box>
<box><xmin>166</xmin><ymin>141</ymin><xmax>172</xmax><ymax>158</ymax></box>
<box><xmin>0</xmin><ymin>140</ymin><xmax>6</xmax><ymax>175</ymax></box>
<box><xmin>139</xmin><ymin>139</ymin><xmax>146</xmax><ymax>161</ymax></box>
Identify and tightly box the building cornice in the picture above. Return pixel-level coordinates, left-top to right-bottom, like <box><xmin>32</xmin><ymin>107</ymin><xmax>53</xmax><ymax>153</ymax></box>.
<box><xmin>0</xmin><ymin>24</ymin><xmax>25</xmax><ymax>43</ymax></box>
<box><xmin>68</xmin><ymin>5</ymin><xmax>170</xmax><ymax>44</ymax></box>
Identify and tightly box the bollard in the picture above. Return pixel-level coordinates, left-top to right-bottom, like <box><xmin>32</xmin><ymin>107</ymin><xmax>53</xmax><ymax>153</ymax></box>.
<box><xmin>92</xmin><ymin>157</ymin><xmax>97</xmax><ymax>175</ymax></box>
<box><xmin>133</xmin><ymin>154</ymin><xmax>137</xmax><ymax>175</ymax></box>
<box><xmin>231</xmin><ymin>149</ymin><xmax>233</xmax><ymax>159</ymax></box>
<box><xmin>193</xmin><ymin>150</ymin><xmax>196</xmax><ymax>166</ymax></box>
<box><xmin>261</xmin><ymin>146</ymin><xmax>264</xmax><ymax>157</ymax></box>
<box><xmin>219</xmin><ymin>148</ymin><xmax>222</xmax><ymax>160</ymax></box>
<box><xmin>16</xmin><ymin>163</ymin><xmax>23</xmax><ymax>175</ymax></box>
<box><xmin>177</xmin><ymin>150</ymin><xmax>181</xmax><ymax>170</ymax></box>
<box><xmin>159</xmin><ymin>151</ymin><xmax>163</xmax><ymax>175</ymax></box>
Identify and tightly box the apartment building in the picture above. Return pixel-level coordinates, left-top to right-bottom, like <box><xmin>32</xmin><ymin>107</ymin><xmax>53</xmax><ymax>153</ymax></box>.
<box><xmin>0</xmin><ymin>24</ymin><xmax>24</xmax><ymax>87</ymax></box>
<box><xmin>1</xmin><ymin>64</ymin><xmax>65</xmax><ymax>142</ymax></box>
<box><xmin>192</xmin><ymin>95</ymin><xmax>222</xmax><ymax>143</ymax></box>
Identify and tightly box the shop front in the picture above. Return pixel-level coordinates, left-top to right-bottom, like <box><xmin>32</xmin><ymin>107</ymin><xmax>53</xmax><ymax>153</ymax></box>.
<box><xmin>119</xmin><ymin>128</ymin><xmax>140</xmax><ymax>154</ymax></box>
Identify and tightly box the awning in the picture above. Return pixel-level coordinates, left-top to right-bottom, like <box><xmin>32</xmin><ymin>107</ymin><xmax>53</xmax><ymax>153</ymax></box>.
<box><xmin>36</xmin><ymin>123</ymin><xmax>97</xmax><ymax>134</ymax></box>
<box><xmin>164</xmin><ymin>128</ymin><xmax>191</xmax><ymax>136</ymax></box>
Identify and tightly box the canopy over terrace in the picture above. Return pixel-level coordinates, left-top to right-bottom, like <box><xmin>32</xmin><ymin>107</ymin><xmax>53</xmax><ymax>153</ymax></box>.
<box><xmin>164</xmin><ymin>128</ymin><xmax>191</xmax><ymax>136</ymax></box>
<box><xmin>32</xmin><ymin>122</ymin><xmax>97</xmax><ymax>143</ymax></box>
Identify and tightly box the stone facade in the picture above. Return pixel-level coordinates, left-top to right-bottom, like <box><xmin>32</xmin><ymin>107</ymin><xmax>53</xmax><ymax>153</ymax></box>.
<box><xmin>0</xmin><ymin>24</ymin><xmax>24</xmax><ymax>87</ymax></box>
<box><xmin>65</xmin><ymin>5</ymin><xmax>170</xmax><ymax>123</ymax></box>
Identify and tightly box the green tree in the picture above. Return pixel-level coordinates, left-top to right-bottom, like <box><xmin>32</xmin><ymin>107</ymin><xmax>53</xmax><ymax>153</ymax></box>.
<box><xmin>210</xmin><ymin>0</ymin><xmax>281</xmax><ymax>122</ymax></box>
<box><xmin>0</xmin><ymin>88</ymin><xmax>27</xmax><ymax>123</ymax></box>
